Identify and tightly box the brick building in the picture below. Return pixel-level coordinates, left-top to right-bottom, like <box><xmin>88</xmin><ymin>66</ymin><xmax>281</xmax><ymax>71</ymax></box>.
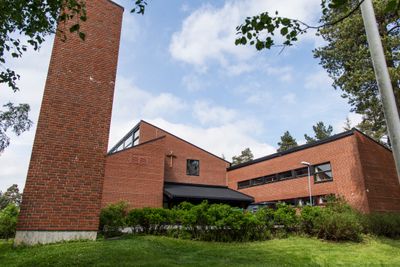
<box><xmin>16</xmin><ymin>0</ymin><xmax>400</xmax><ymax>245</ymax></box>
<box><xmin>103</xmin><ymin>121</ymin><xmax>400</xmax><ymax>214</ymax></box>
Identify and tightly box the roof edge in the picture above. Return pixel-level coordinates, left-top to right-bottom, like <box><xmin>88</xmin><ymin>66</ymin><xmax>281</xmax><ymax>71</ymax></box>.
<box><xmin>107</xmin><ymin>135</ymin><xmax>166</xmax><ymax>156</ymax></box>
<box><xmin>106</xmin><ymin>0</ymin><xmax>125</xmax><ymax>10</ymax></box>
<box><xmin>228</xmin><ymin>129</ymin><xmax>356</xmax><ymax>171</ymax></box>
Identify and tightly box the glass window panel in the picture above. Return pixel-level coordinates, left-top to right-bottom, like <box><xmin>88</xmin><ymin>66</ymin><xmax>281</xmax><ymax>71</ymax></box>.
<box><xmin>238</xmin><ymin>180</ymin><xmax>251</xmax><ymax>189</ymax></box>
<box><xmin>186</xmin><ymin>159</ymin><xmax>200</xmax><ymax>176</ymax></box>
<box><xmin>264</xmin><ymin>175</ymin><xmax>276</xmax><ymax>183</ymax></box>
<box><xmin>315</xmin><ymin>171</ymin><xmax>333</xmax><ymax>182</ymax></box>
<box><xmin>314</xmin><ymin>163</ymin><xmax>331</xmax><ymax>173</ymax></box>
<box><xmin>252</xmin><ymin>177</ymin><xmax>264</xmax><ymax>185</ymax></box>
<box><xmin>295</xmin><ymin>167</ymin><xmax>308</xmax><ymax>177</ymax></box>
<box><xmin>133</xmin><ymin>138</ymin><xmax>139</xmax><ymax>146</ymax></box>
<box><xmin>278</xmin><ymin>171</ymin><xmax>293</xmax><ymax>180</ymax></box>
<box><xmin>134</xmin><ymin>129</ymin><xmax>140</xmax><ymax>139</ymax></box>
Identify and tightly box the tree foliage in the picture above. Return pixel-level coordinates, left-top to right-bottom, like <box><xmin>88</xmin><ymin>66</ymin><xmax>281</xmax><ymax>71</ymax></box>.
<box><xmin>314</xmin><ymin>0</ymin><xmax>400</xmax><ymax>143</ymax></box>
<box><xmin>304</xmin><ymin>121</ymin><xmax>333</xmax><ymax>143</ymax></box>
<box><xmin>277</xmin><ymin>131</ymin><xmax>298</xmax><ymax>152</ymax></box>
<box><xmin>0</xmin><ymin>184</ymin><xmax>22</xmax><ymax>210</ymax></box>
<box><xmin>231</xmin><ymin>148</ymin><xmax>254</xmax><ymax>166</ymax></box>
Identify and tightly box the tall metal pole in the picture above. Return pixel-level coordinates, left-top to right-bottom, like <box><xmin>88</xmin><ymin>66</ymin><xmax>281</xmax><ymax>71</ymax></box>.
<box><xmin>360</xmin><ymin>0</ymin><xmax>400</xmax><ymax>183</ymax></box>
<box><xmin>307</xmin><ymin>165</ymin><xmax>312</xmax><ymax>206</ymax></box>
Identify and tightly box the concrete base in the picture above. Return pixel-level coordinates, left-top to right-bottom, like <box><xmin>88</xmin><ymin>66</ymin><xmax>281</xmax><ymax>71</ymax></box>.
<box><xmin>14</xmin><ymin>231</ymin><xmax>97</xmax><ymax>246</ymax></box>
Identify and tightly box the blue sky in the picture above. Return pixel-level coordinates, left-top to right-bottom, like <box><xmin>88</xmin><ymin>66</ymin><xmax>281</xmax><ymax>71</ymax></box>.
<box><xmin>0</xmin><ymin>0</ymin><xmax>361</xmax><ymax>191</ymax></box>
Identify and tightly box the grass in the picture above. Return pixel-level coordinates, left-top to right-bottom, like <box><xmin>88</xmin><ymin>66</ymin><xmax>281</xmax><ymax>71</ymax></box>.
<box><xmin>0</xmin><ymin>235</ymin><xmax>400</xmax><ymax>266</ymax></box>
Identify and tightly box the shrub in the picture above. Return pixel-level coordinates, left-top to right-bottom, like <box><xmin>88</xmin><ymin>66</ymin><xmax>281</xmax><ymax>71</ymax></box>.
<box><xmin>300</xmin><ymin>205</ymin><xmax>323</xmax><ymax>235</ymax></box>
<box><xmin>362</xmin><ymin>212</ymin><xmax>400</xmax><ymax>239</ymax></box>
<box><xmin>316</xmin><ymin>209</ymin><xmax>362</xmax><ymax>242</ymax></box>
<box><xmin>99</xmin><ymin>202</ymin><xmax>129</xmax><ymax>237</ymax></box>
<box><xmin>0</xmin><ymin>204</ymin><xmax>19</xmax><ymax>239</ymax></box>
<box><xmin>127</xmin><ymin>207</ymin><xmax>172</xmax><ymax>235</ymax></box>
<box><xmin>273</xmin><ymin>203</ymin><xmax>298</xmax><ymax>233</ymax></box>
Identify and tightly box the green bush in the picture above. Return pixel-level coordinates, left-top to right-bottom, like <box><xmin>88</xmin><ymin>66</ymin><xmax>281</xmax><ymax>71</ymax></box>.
<box><xmin>99</xmin><ymin>202</ymin><xmax>129</xmax><ymax>237</ymax></box>
<box><xmin>273</xmin><ymin>203</ymin><xmax>298</xmax><ymax>233</ymax></box>
<box><xmin>0</xmin><ymin>204</ymin><xmax>19</xmax><ymax>239</ymax></box>
<box><xmin>316</xmin><ymin>209</ymin><xmax>362</xmax><ymax>242</ymax></box>
<box><xmin>362</xmin><ymin>212</ymin><xmax>400</xmax><ymax>239</ymax></box>
<box><xmin>127</xmin><ymin>207</ymin><xmax>172</xmax><ymax>235</ymax></box>
<box><xmin>300</xmin><ymin>205</ymin><xmax>323</xmax><ymax>235</ymax></box>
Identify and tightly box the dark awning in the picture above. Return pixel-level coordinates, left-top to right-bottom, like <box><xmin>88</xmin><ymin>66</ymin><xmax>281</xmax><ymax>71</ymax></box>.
<box><xmin>164</xmin><ymin>182</ymin><xmax>254</xmax><ymax>203</ymax></box>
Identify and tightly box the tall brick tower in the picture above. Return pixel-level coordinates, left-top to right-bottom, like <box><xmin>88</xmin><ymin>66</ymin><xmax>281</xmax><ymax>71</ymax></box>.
<box><xmin>15</xmin><ymin>0</ymin><xmax>123</xmax><ymax>245</ymax></box>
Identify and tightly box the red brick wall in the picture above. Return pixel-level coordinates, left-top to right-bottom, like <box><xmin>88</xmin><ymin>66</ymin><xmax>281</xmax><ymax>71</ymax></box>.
<box><xmin>355</xmin><ymin>132</ymin><xmax>400</xmax><ymax>212</ymax></box>
<box><xmin>102</xmin><ymin>137</ymin><xmax>166</xmax><ymax>208</ymax></box>
<box><xmin>140</xmin><ymin>121</ymin><xmax>229</xmax><ymax>186</ymax></box>
<box><xmin>227</xmin><ymin>134</ymin><xmax>370</xmax><ymax>212</ymax></box>
<box><xmin>17</xmin><ymin>0</ymin><xmax>123</xmax><ymax>231</ymax></box>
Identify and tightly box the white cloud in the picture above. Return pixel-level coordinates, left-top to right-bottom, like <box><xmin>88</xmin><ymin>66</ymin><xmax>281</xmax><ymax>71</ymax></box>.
<box><xmin>334</xmin><ymin>112</ymin><xmax>363</xmax><ymax>133</ymax></box>
<box><xmin>193</xmin><ymin>101</ymin><xmax>237</xmax><ymax>126</ymax></box>
<box><xmin>182</xmin><ymin>74</ymin><xmax>204</xmax><ymax>92</ymax></box>
<box><xmin>147</xmin><ymin>118</ymin><xmax>276</xmax><ymax>161</ymax></box>
<box><xmin>170</xmin><ymin>0</ymin><xmax>321</xmax><ymax>69</ymax></box>
<box><xmin>282</xmin><ymin>93</ymin><xmax>296</xmax><ymax>104</ymax></box>
<box><xmin>142</xmin><ymin>93</ymin><xmax>187</xmax><ymax>118</ymax></box>
<box><xmin>266</xmin><ymin>66</ymin><xmax>293</xmax><ymax>82</ymax></box>
<box><xmin>305</xmin><ymin>70</ymin><xmax>332</xmax><ymax>90</ymax></box>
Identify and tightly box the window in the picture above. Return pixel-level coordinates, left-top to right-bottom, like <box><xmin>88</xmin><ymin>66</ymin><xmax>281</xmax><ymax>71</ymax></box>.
<box><xmin>252</xmin><ymin>177</ymin><xmax>265</xmax><ymax>186</ymax></box>
<box><xmin>264</xmin><ymin>174</ymin><xmax>276</xmax><ymax>183</ymax></box>
<box><xmin>238</xmin><ymin>180</ymin><xmax>251</xmax><ymax>189</ymax></box>
<box><xmin>277</xmin><ymin>170</ymin><xmax>293</xmax><ymax>180</ymax></box>
<box><xmin>294</xmin><ymin>167</ymin><xmax>308</xmax><ymax>177</ymax></box>
<box><xmin>314</xmin><ymin>163</ymin><xmax>333</xmax><ymax>182</ymax></box>
<box><xmin>186</xmin><ymin>159</ymin><xmax>200</xmax><ymax>176</ymax></box>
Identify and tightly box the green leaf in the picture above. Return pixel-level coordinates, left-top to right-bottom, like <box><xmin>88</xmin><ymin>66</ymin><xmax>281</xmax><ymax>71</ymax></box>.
<box><xmin>70</xmin><ymin>24</ymin><xmax>80</xmax><ymax>33</ymax></box>
<box><xmin>280</xmin><ymin>27</ymin><xmax>288</xmax><ymax>36</ymax></box>
<box><xmin>79</xmin><ymin>32</ymin><xmax>86</xmax><ymax>41</ymax></box>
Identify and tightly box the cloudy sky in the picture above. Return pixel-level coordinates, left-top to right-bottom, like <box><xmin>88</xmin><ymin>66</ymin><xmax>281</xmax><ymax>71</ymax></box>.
<box><xmin>0</xmin><ymin>0</ymin><xmax>362</xmax><ymax>191</ymax></box>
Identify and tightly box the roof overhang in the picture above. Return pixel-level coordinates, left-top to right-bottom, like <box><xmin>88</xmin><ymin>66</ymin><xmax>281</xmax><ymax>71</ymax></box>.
<box><xmin>164</xmin><ymin>182</ymin><xmax>254</xmax><ymax>203</ymax></box>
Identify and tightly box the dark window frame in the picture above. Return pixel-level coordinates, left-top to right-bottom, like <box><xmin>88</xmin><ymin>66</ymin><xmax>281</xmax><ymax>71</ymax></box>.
<box><xmin>313</xmin><ymin>162</ymin><xmax>333</xmax><ymax>183</ymax></box>
<box><xmin>238</xmin><ymin>180</ymin><xmax>251</xmax><ymax>189</ymax></box>
<box><xmin>186</xmin><ymin>159</ymin><xmax>200</xmax><ymax>176</ymax></box>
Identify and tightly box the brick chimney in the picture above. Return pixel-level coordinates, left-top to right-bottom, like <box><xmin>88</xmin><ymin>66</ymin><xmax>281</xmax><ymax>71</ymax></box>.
<box><xmin>15</xmin><ymin>0</ymin><xmax>123</xmax><ymax>245</ymax></box>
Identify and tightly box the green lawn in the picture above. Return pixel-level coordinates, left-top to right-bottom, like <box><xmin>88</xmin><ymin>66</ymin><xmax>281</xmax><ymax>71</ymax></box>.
<box><xmin>0</xmin><ymin>235</ymin><xmax>399</xmax><ymax>266</ymax></box>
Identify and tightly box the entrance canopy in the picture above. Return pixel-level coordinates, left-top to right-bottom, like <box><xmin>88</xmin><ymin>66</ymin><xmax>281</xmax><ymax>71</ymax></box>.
<box><xmin>164</xmin><ymin>182</ymin><xmax>254</xmax><ymax>208</ymax></box>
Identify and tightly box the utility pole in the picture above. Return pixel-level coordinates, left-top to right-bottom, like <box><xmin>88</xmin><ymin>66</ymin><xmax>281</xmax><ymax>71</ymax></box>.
<box><xmin>360</xmin><ymin>0</ymin><xmax>400</xmax><ymax>183</ymax></box>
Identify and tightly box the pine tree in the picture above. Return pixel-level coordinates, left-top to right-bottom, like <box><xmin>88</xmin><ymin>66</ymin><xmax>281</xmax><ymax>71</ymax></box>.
<box><xmin>231</xmin><ymin>148</ymin><xmax>254</xmax><ymax>166</ymax></box>
<box><xmin>277</xmin><ymin>131</ymin><xmax>298</xmax><ymax>152</ymax></box>
<box><xmin>304</xmin><ymin>122</ymin><xmax>333</xmax><ymax>144</ymax></box>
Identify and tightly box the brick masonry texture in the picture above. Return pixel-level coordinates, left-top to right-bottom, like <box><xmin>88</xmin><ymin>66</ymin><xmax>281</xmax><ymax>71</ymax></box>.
<box><xmin>227</xmin><ymin>134</ymin><xmax>375</xmax><ymax>212</ymax></box>
<box><xmin>102</xmin><ymin>137</ymin><xmax>166</xmax><ymax>208</ymax></box>
<box><xmin>140</xmin><ymin>121</ymin><xmax>229</xmax><ymax>186</ymax></box>
<box><xmin>356</xmin><ymin>132</ymin><xmax>400</xmax><ymax>212</ymax></box>
<box><xmin>17</xmin><ymin>0</ymin><xmax>123</xmax><ymax>231</ymax></box>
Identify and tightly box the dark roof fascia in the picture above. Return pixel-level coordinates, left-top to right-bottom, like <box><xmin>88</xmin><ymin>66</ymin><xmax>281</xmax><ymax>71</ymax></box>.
<box><xmin>106</xmin><ymin>0</ymin><xmax>125</xmax><ymax>10</ymax></box>
<box><xmin>107</xmin><ymin>136</ymin><xmax>166</xmax><ymax>157</ymax></box>
<box><xmin>167</xmin><ymin>195</ymin><xmax>253</xmax><ymax>203</ymax></box>
<box><xmin>228</xmin><ymin>129</ymin><xmax>356</xmax><ymax>171</ymax></box>
<box><xmin>164</xmin><ymin>181</ymin><xmax>254</xmax><ymax>201</ymax></box>
<box><xmin>141</xmin><ymin>120</ymin><xmax>231</xmax><ymax>164</ymax></box>
<box><xmin>108</xmin><ymin>121</ymin><xmax>141</xmax><ymax>154</ymax></box>
<box><xmin>352</xmin><ymin>128</ymin><xmax>392</xmax><ymax>152</ymax></box>
<box><xmin>164</xmin><ymin>181</ymin><xmax>228</xmax><ymax>189</ymax></box>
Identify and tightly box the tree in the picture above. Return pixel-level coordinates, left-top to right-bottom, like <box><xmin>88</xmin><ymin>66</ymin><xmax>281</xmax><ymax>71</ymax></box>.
<box><xmin>277</xmin><ymin>131</ymin><xmax>298</xmax><ymax>152</ymax></box>
<box><xmin>304</xmin><ymin>122</ymin><xmax>333</xmax><ymax>143</ymax></box>
<box><xmin>0</xmin><ymin>184</ymin><xmax>22</xmax><ymax>210</ymax></box>
<box><xmin>231</xmin><ymin>148</ymin><xmax>254</xmax><ymax>166</ymax></box>
<box><xmin>0</xmin><ymin>0</ymin><xmax>145</xmax><ymax>152</ymax></box>
<box><xmin>314</xmin><ymin>0</ymin><xmax>399</xmax><ymax>144</ymax></box>
<box><xmin>343</xmin><ymin>117</ymin><xmax>353</xmax><ymax>131</ymax></box>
